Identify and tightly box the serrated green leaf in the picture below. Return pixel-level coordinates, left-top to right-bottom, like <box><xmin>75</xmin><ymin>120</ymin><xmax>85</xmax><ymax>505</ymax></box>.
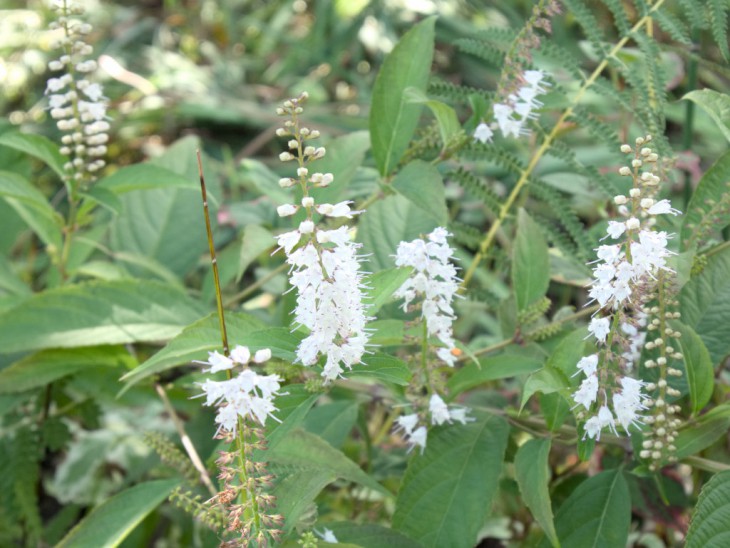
<box><xmin>680</xmin><ymin>247</ymin><xmax>730</xmax><ymax>365</ymax></box>
<box><xmin>237</xmin><ymin>224</ymin><xmax>273</xmax><ymax>282</ymax></box>
<box><xmin>686</xmin><ymin>470</ymin><xmax>730</xmax><ymax>548</ymax></box>
<box><xmin>675</xmin><ymin>404</ymin><xmax>730</xmax><ymax>459</ymax></box>
<box><xmin>0</xmin><ymin>280</ymin><xmax>205</xmax><ymax>354</ymax></box>
<box><xmin>515</xmin><ymin>438</ymin><xmax>559</xmax><ymax>547</ymax></box>
<box><xmin>265</xmin><ymin>429</ymin><xmax>390</xmax><ymax>534</ymax></box>
<box><xmin>358</xmin><ymin>194</ymin><xmax>438</xmax><ymax>270</ymax></box>
<box><xmin>119</xmin><ymin>313</ymin><xmax>294</xmax><ymax>387</ymax></box>
<box><xmin>540</xmin><ymin>392</ymin><xmax>571</xmax><ymax>432</ymax></box>
<box><xmin>0</xmin><ymin>131</ymin><xmax>66</xmax><ymax>178</ymax></box>
<box><xmin>521</xmin><ymin>367</ymin><xmax>570</xmax><ymax>411</ymax></box>
<box><xmin>0</xmin><ymin>346</ymin><xmax>133</xmax><ymax>394</ymax></box>
<box><xmin>303</xmin><ymin>401</ymin><xmax>359</xmax><ymax>449</ymax></box>
<box><xmin>109</xmin><ymin>137</ymin><xmax>212</xmax><ymax>277</ymax></box>
<box><xmin>513</xmin><ymin>209</ymin><xmax>550</xmax><ymax>313</ymax></box>
<box><xmin>0</xmin><ymin>170</ymin><xmax>63</xmax><ymax>248</ymax></box>
<box><xmin>57</xmin><ymin>479</ymin><xmax>180</xmax><ymax>548</ymax></box>
<box><xmin>671</xmin><ymin>321</ymin><xmax>713</xmax><ymax>414</ymax></box>
<box><xmin>682</xmin><ymin>90</ymin><xmax>730</xmax><ymax>143</ymax></box>
<box><xmin>364</xmin><ymin>267</ymin><xmax>412</xmax><ymax>315</ymax></box>
<box><xmin>325</xmin><ymin>522</ymin><xmax>421</xmax><ymax>548</ymax></box>
<box><xmin>349</xmin><ymin>354</ymin><xmax>411</xmax><ymax>386</ymax></box>
<box><xmin>546</xmin><ymin>328</ymin><xmax>590</xmax><ymax>381</ymax></box>
<box><xmin>550</xmin><ymin>469</ymin><xmax>630</xmax><ymax>547</ymax></box>
<box><xmin>405</xmin><ymin>87</ymin><xmax>463</xmax><ymax>146</ymax></box>
<box><xmin>447</xmin><ymin>353</ymin><xmax>544</xmax><ymax>396</ymax></box>
<box><xmin>370</xmin><ymin>17</ymin><xmax>436</xmax><ymax>176</ymax></box>
<box><xmin>391</xmin><ymin>160</ymin><xmax>448</xmax><ymax>225</ymax></box>
<box><xmin>681</xmin><ymin>150</ymin><xmax>730</xmax><ymax>250</ymax></box>
<box><xmin>95</xmin><ymin>163</ymin><xmax>199</xmax><ymax>194</ymax></box>
<box><xmin>392</xmin><ymin>411</ymin><xmax>509</xmax><ymax>547</ymax></box>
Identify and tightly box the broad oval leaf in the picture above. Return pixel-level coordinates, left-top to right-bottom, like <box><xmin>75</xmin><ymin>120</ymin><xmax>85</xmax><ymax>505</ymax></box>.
<box><xmin>391</xmin><ymin>160</ymin><xmax>448</xmax><ymax>226</ymax></box>
<box><xmin>447</xmin><ymin>352</ymin><xmax>544</xmax><ymax>397</ymax></box>
<box><xmin>550</xmin><ymin>469</ymin><xmax>630</xmax><ymax>547</ymax></box>
<box><xmin>95</xmin><ymin>163</ymin><xmax>199</xmax><ymax>194</ymax></box>
<box><xmin>680</xmin><ymin>247</ymin><xmax>730</xmax><ymax>365</ymax></box>
<box><xmin>325</xmin><ymin>522</ymin><xmax>421</xmax><ymax>548</ymax></box>
<box><xmin>686</xmin><ymin>470</ymin><xmax>730</xmax><ymax>548</ymax></box>
<box><xmin>364</xmin><ymin>267</ymin><xmax>412</xmax><ymax>316</ymax></box>
<box><xmin>671</xmin><ymin>321</ymin><xmax>713</xmax><ymax>414</ymax></box>
<box><xmin>681</xmin><ymin>150</ymin><xmax>730</xmax><ymax>250</ymax></box>
<box><xmin>358</xmin><ymin>194</ymin><xmax>438</xmax><ymax>270</ymax></box>
<box><xmin>0</xmin><ymin>131</ymin><xmax>66</xmax><ymax>178</ymax></box>
<box><xmin>675</xmin><ymin>404</ymin><xmax>730</xmax><ymax>459</ymax></box>
<box><xmin>57</xmin><ymin>479</ymin><xmax>180</xmax><ymax>548</ymax></box>
<box><xmin>392</xmin><ymin>411</ymin><xmax>509</xmax><ymax>547</ymax></box>
<box><xmin>515</xmin><ymin>438</ymin><xmax>559</xmax><ymax>547</ymax></box>
<box><xmin>348</xmin><ymin>354</ymin><xmax>411</xmax><ymax>386</ymax></box>
<box><xmin>513</xmin><ymin>208</ymin><xmax>550</xmax><ymax>314</ymax></box>
<box><xmin>370</xmin><ymin>17</ymin><xmax>436</xmax><ymax>176</ymax></box>
<box><xmin>0</xmin><ymin>346</ymin><xmax>134</xmax><ymax>394</ymax></box>
<box><xmin>682</xmin><ymin>90</ymin><xmax>730</xmax><ymax>144</ymax></box>
<box><xmin>0</xmin><ymin>280</ymin><xmax>205</xmax><ymax>354</ymax></box>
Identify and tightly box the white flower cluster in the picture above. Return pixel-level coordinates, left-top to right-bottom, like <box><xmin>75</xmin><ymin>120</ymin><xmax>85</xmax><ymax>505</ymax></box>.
<box><xmin>46</xmin><ymin>0</ymin><xmax>108</xmax><ymax>183</ymax></box>
<box><xmin>573</xmin><ymin>136</ymin><xmax>681</xmax><ymax>441</ymax></box>
<box><xmin>473</xmin><ymin>70</ymin><xmax>550</xmax><ymax>143</ymax></box>
<box><xmin>274</xmin><ymin>93</ymin><xmax>371</xmax><ymax>383</ymax></box>
<box><xmin>196</xmin><ymin>346</ymin><xmax>282</xmax><ymax>434</ymax></box>
<box><xmin>394</xmin><ymin>395</ymin><xmax>473</xmax><ymax>453</ymax></box>
<box><xmin>394</xmin><ymin>227</ymin><xmax>460</xmax><ymax>366</ymax></box>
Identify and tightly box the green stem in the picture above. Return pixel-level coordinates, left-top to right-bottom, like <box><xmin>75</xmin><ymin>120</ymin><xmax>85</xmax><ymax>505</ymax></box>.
<box><xmin>460</xmin><ymin>0</ymin><xmax>668</xmax><ymax>289</ymax></box>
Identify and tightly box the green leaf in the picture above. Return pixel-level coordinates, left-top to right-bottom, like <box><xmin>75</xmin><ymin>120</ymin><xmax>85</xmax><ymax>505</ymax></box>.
<box><xmin>325</xmin><ymin>522</ymin><xmax>421</xmax><ymax>548</ymax></box>
<box><xmin>680</xmin><ymin>247</ymin><xmax>730</xmax><ymax>365</ymax></box>
<box><xmin>364</xmin><ymin>267</ymin><xmax>412</xmax><ymax>315</ymax></box>
<box><xmin>0</xmin><ymin>280</ymin><xmax>205</xmax><ymax>354</ymax></box>
<box><xmin>681</xmin><ymin>150</ymin><xmax>730</xmax><ymax>249</ymax></box>
<box><xmin>109</xmin><ymin>137</ymin><xmax>212</xmax><ymax>277</ymax></box>
<box><xmin>686</xmin><ymin>470</ymin><xmax>730</xmax><ymax>548</ymax></box>
<box><xmin>447</xmin><ymin>353</ymin><xmax>544</xmax><ymax>397</ymax></box>
<box><xmin>348</xmin><ymin>354</ymin><xmax>411</xmax><ymax>386</ymax></box>
<box><xmin>675</xmin><ymin>404</ymin><xmax>730</xmax><ymax>459</ymax></box>
<box><xmin>521</xmin><ymin>366</ymin><xmax>570</xmax><ymax>411</ymax></box>
<box><xmin>515</xmin><ymin>438</ymin><xmax>559</xmax><ymax>547</ymax></box>
<box><xmin>0</xmin><ymin>253</ymin><xmax>31</xmax><ymax>296</ymax></box>
<box><xmin>0</xmin><ymin>346</ymin><xmax>133</xmax><ymax>394</ymax></box>
<box><xmin>96</xmin><ymin>163</ymin><xmax>200</xmax><ymax>194</ymax></box>
<box><xmin>682</xmin><ymin>90</ymin><xmax>730</xmax><ymax>144</ymax></box>
<box><xmin>0</xmin><ymin>131</ymin><xmax>66</xmax><ymax>178</ymax></box>
<box><xmin>550</xmin><ymin>469</ymin><xmax>630</xmax><ymax>547</ymax></box>
<box><xmin>265</xmin><ymin>429</ymin><xmax>390</xmax><ymax>534</ymax></box>
<box><xmin>546</xmin><ymin>328</ymin><xmax>591</xmax><ymax>380</ymax></box>
<box><xmin>358</xmin><ymin>194</ymin><xmax>438</xmax><ymax>270</ymax></box>
<box><xmin>370</xmin><ymin>17</ymin><xmax>436</xmax><ymax>176</ymax></box>
<box><xmin>312</xmin><ymin>131</ymin><xmax>371</xmax><ymax>204</ymax></box>
<box><xmin>303</xmin><ymin>401</ymin><xmax>359</xmax><ymax>449</ymax></box>
<box><xmin>369</xmin><ymin>319</ymin><xmax>405</xmax><ymax>346</ymax></box>
<box><xmin>119</xmin><ymin>312</ymin><xmax>287</xmax><ymax>387</ymax></box>
<box><xmin>0</xmin><ymin>170</ymin><xmax>63</xmax><ymax>248</ymax></box>
<box><xmin>513</xmin><ymin>209</ymin><xmax>550</xmax><ymax>313</ymax></box>
<box><xmin>265</xmin><ymin>385</ymin><xmax>320</xmax><ymax>450</ymax></box>
<box><xmin>56</xmin><ymin>479</ymin><xmax>180</xmax><ymax>548</ymax></box>
<box><xmin>405</xmin><ymin>87</ymin><xmax>463</xmax><ymax>147</ymax></box>
<box><xmin>671</xmin><ymin>321</ymin><xmax>713</xmax><ymax>414</ymax></box>
<box><xmin>391</xmin><ymin>160</ymin><xmax>448</xmax><ymax>225</ymax></box>
<box><xmin>540</xmin><ymin>392</ymin><xmax>571</xmax><ymax>432</ymax></box>
<box><xmin>392</xmin><ymin>411</ymin><xmax>509</xmax><ymax>547</ymax></box>
<box><xmin>237</xmin><ymin>224</ymin><xmax>274</xmax><ymax>282</ymax></box>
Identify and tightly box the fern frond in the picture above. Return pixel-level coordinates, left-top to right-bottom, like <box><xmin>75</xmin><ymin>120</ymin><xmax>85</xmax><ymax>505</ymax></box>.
<box><xmin>537</xmin><ymin>41</ymin><xmax>586</xmax><ymax>81</ymax></box>
<box><xmin>428</xmin><ymin>79</ymin><xmax>494</xmax><ymax>103</ymax></box>
<box><xmin>453</xmin><ymin>38</ymin><xmax>506</xmax><ymax>66</ymax></box>
<box><xmin>653</xmin><ymin>9</ymin><xmax>693</xmax><ymax>44</ymax></box>
<box><xmin>13</xmin><ymin>428</ymin><xmax>42</xmax><ymax>542</ymax></box>
<box><xmin>708</xmin><ymin>0</ymin><xmax>730</xmax><ymax>61</ymax></box>
<box><xmin>450</xmin><ymin>220</ymin><xmax>485</xmax><ymax>250</ymax></box>
<box><xmin>458</xmin><ymin>141</ymin><xmax>526</xmax><ymax>178</ymax></box>
<box><xmin>533</xmin><ymin>213</ymin><xmax>580</xmax><ymax>257</ymax></box>
<box><xmin>602</xmin><ymin>0</ymin><xmax>632</xmax><ymax>36</ymax></box>
<box><xmin>562</xmin><ymin>0</ymin><xmax>609</xmax><ymax>57</ymax></box>
<box><xmin>531</xmin><ymin>180</ymin><xmax>593</xmax><ymax>261</ymax></box>
<box><xmin>678</xmin><ymin>0</ymin><xmax>707</xmax><ymax>29</ymax></box>
<box><xmin>447</xmin><ymin>167</ymin><xmax>502</xmax><ymax>215</ymax></box>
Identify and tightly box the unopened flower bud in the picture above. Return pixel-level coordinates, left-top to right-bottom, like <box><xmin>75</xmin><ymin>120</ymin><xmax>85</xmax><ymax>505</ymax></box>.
<box><xmin>619</xmin><ymin>166</ymin><xmax>632</xmax><ymax>176</ymax></box>
<box><xmin>620</xmin><ymin>144</ymin><xmax>632</xmax><ymax>153</ymax></box>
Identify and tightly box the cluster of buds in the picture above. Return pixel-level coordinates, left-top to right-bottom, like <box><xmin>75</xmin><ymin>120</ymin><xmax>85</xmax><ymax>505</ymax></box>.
<box><xmin>274</xmin><ymin>93</ymin><xmax>372</xmax><ymax>383</ymax></box>
<box><xmin>46</xmin><ymin>0</ymin><xmax>109</xmax><ymax>186</ymax></box>
<box><xmin>572</xmin><ymin>136</ymin><xmax>685</xmax><ymax>455</ymax></box>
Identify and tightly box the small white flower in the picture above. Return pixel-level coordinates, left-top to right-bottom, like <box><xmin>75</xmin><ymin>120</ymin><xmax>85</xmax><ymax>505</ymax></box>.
<box><xmin>315</xmin><ymin>529</ymin><xmax>338</xmax><ymax>544</ymax></box>
<box><xmin>254</xmin><ymin>348</ymin><xmax>272</xmax><ymax>363</ymax></box>
<box><xmin>588</xmin><ymin>317</ymin><xmax>611</xmax><ymax>343</ymax></box>
<box><xmin>230</xmin><ymin>345</ymin><xmax>251</xmax><ymax>364</ymax></box>
<box><xmin>605</xmin><ymin>221</ymin><xmax>626</xmax><ymax>239</ymax></box>
<box><xmin>574</xmin><ymin>354</ymin><xmax>599</xmax><ymax>377</ymax></box>
<box><xmin>647</xmin><ymin>199</ymin><xmax>681</xmax><ymax>216</ymax></box>
<box><xmin>429</xmin><ymin>394</ymin><xmax>451</xmax><ymax>425</ymax></box>
<box><xmin>473</xmin><ymin>122</ymin><xmax>493</xmax><ymax>144</ymax></box>
<box><xmin>572</xmin><ymin>374</ymin><xmax>598</xmax><ymax>410</ymax></box>
<box><xmin>277</xmin><ymin>204</ymin><xmax>298</xmax><ymax>217</ymax></box>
